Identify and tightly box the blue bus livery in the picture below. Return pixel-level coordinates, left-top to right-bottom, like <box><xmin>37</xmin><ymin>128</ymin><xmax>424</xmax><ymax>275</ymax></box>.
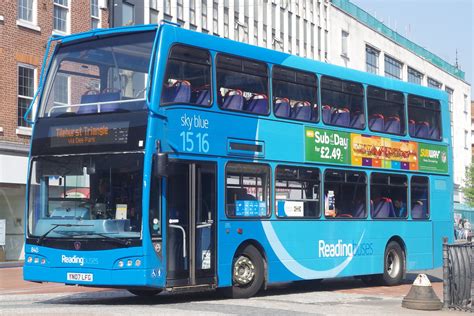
<box><xmin>23</xmin><ymin>22</ymin><xmax>452</xmax><ymax>298</ymax></box>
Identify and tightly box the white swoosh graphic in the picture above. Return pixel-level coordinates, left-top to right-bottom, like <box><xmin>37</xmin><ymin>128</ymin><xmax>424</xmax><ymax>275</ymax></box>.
<box><xmin>261</xmin><ymin>221</ymin><xmax>365</xmax><ymax>279</ymax></box>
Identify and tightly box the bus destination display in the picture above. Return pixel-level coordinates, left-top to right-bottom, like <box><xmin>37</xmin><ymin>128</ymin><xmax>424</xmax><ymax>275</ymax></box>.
<box><xmin>49</xmin><ymin>122</ymin><xmax>129</xmax><ymax>147</ymax></box>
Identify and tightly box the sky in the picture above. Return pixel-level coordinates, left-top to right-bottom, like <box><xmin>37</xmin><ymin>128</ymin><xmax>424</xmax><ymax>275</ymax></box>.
<box><xmin>350</xmin><ymin>0</ymin><xmax>473</xmax><ymax>98</ymax></box>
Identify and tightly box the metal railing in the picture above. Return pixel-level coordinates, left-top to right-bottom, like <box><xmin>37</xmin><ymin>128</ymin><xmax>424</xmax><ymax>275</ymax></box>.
<box><xmin>443</xmin><ymin>237</ymin><xmax>473</xmax><ymax>311</ymax></box>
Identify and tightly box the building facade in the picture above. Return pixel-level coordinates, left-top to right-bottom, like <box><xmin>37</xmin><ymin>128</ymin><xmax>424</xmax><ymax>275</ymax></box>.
<box><xmin>109</xmin><ymin>0</ymin><xmax>471</xmax><ymax>202</ymax></box>
<box><xmin>0</xmin><ymin>0</ymin><xmax>108</xmax><ymax>261</ymax></box>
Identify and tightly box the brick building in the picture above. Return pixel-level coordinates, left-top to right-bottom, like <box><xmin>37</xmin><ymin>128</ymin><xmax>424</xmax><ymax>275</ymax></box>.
<box><xmin>0</xmin><ymin>0</ymin><xmax>109</xmax><ymax>261</ymax></box>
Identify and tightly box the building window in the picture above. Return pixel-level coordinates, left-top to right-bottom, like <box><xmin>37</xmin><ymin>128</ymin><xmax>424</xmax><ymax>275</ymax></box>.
<box><xmin>341</xmin><ymin>30</ymin><xmax>348</xmax><ymax>57</ymax></box>
<box><xmin>121</xmin><ymin>1</ymin><xmax>135</xmax><ymax>26</ymax></box>
<box><xmin>150</xmin><ymin>0</ymin><xmax>159</xmax><ymax>24</ymax></box>
<box><xmin>90</xmin><ymin>0</ymin><xmax>100</xmax><ymax>29</ymax></box>
<box><xmin>190</xmin><ymin>0</ymin><xmax>196</xmax><ymax>26</ymax></box>
<box><xmin>445</xmin><ymin>87</ymin><xmax>454</xmax><ymax>113</ymax></box>
<box><xmin>408</xmin><ymin>67</ymin><xmax>423</xmax><ymax>85</ymax></box>
<box><xmin>427</xmin><ymin>77</ymin><xmax>442</xmax><ymax>89</ymax></box>
<box><xmin>224</xmin><ymin>7</ymin><xmax>229</xmax><ymax>38</ymax></box>
<box><xmin>213</xmin><ymin>0</ymin><xmax>218</xmax><ymax>34</ymax></box>
<box><xmin>177</xmin><ymin>0</ymin><xmax>184</xmax><ymax>21</ymax></box>
<box><xmin>164</xmin><ymin>0</ymin><xmax>171</xmax><ymax>15</ymax></box>
<box><xmin>18</xmin><ymin>65</ymin><xmax>35</xmax><ymax>127</ymax></box>
<box><xmin>53</xmin><ymin>0</ymin><xmax>69</xmax><ymax>33</ymax></box>
<box><xmin>465</xmin><ymin>130</ymin><xmax>469</xmax><ymax>149</ymax></box>
<box><xmin>201</xmin><ymin>0</ymin><xmax>208</xmax><ymax>30</ymax></box>
<box><xmin>365</xmin><ymin>46</ymin><xmax>379</xmax><ymax>74</ymax></box>
<box><xmin>464</xmin><ymin>94</ymin><xmax>469</xmax><ymax>113</ymax></box>
<box><xmin>18</xmin><ymin>0</ymin><xmax>35</xmax><ymax>23</ymax></box>
<box><xmin>384</xmin><ymin>55</ymin><xmax>402</xmax><ymax>80</ymax></box>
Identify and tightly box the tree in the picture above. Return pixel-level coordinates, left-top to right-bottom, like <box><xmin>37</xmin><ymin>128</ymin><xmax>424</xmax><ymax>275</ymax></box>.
<box><xmin>462</xmin><ymin>163</ymin><xmax>474</xmax><ymax>207</ymax></box>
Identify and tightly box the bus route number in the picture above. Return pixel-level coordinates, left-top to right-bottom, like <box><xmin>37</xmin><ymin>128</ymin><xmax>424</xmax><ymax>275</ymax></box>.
<box><xmin>180</xmin><ymin>132</ymin><xmax>210</xmax><ymax>153</ymax></box>
<box><xmin>320</xmin><ymin>146</ymin><xmax>341</xmax><ymax>160</ymax></box>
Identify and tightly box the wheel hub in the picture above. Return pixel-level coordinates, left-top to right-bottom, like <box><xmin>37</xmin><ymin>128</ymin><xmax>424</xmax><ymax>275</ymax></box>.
<box><xmin>233</xmin><ymin>256</ymin><xmax>255</xmax><ymax>286</ymax></box>
<box><xmin>386</xmin><ymin>249</ymin><xmax>400</xmax><ymax>278</ymax></box>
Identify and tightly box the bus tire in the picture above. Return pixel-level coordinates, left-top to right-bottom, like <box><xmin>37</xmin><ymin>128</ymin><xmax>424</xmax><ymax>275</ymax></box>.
<box><xmin>225</xmin><ymin>245</ymin><xmax>265</xmax><ymax>299</ymax></box>
<box><xmin>128</xmin><ymin>289</ymin><xmax>162</xmax><ymax>297</ymax></box>
<box><xmin>381</xmin><ymin>241</ymin><xmax>405</xmax><ymax>286</ymax></box>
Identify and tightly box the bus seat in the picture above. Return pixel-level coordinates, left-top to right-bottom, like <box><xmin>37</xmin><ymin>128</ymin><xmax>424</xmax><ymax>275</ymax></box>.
<box><xmin>194</xmin><ymin>89</ymin><xmax>211</xmax><ymax>105</ymax></box>
<box><xmin>353</xmin><ymin>201</ymin><xmax>365</xmax><ymax>218</ymax></box>
<box><xmin>99</xmin><ymin>92</ymin><xmax>120</xmax><ymax>112</ymax></box>
<box><xmin>331</xmin><ymin>107</ymin><xmax>350</xmax><ymax>127</ymax></box>
<box><xmin>429</xmin><ymin>126</ymin><xmax>440</xmax><ymax>139</ymax></box>
<box><xmin>274</xmin><ymin>98</ymin><xmax>290</xmax><ymax>118</ymax></box>
<box><xmin>245</xmin><ymin>94</ymin><xmax>268</xmax><ymax>114</ymax></box>
<box><xmin>373</xmin><ymin>197</ymin><xmax>395</xmax><ymax>218</ymax></box>
<box><xmin>411</xmin><ymin>201</ymin><xmax>425</xmax><ymax>219</ymax></box>
<box><xmin>409</xmin><ymin>119</ymin><xmax>416</xmax><ymax>135</ymax></box>
<box><xmin>415</xmin><ymin>121</ymin><xmax>430</xmax><ymax>138</ymax></box>
<box><xmin>162</xmin><ymin>80</ymin><xmax>191</xmax><ymax>103</ymax></box>
<box><xmin>350</xmin><ymin>111</ymin><xmax>364</xmax><ymax>129</ymax></box>
<box><xmin>384</xmin><ymin>116</ymin><xmax>401</xmax><ymax>134</ymax></box>
<box><xmin>78</xmin><ymin>93</ymin><xmax>99</xmax><ymax>114</ymax></box>
<box><xmin>369</xmin><ymin>114</ymin><xmax>384</xmax><ymax>132</ymax></box>
<box><xmin>322</xmin><ymin>105</ymin><xmax>332</xmax><ymax>123</ymax></box>
<box><xmin>291</xmin><ymin>101</ymin><xmax>312</xmax><ymax>121</ymax></box>
<box><xmin>222</xmin><ymin>90</ymin><xmax>244</xmax><ymax>110</ymax></box>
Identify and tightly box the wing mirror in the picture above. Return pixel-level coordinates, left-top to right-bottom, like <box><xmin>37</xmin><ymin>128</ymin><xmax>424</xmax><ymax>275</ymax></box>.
<box><xmin>153</xmin><ymin>152</ymin><xmax>168</xmax><ymax>178</ymax></box>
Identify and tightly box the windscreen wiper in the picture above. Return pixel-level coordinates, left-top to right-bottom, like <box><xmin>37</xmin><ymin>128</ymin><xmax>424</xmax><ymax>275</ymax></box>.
<box><xmin>67</xmin><ymin>232</ymin><xmax>131</xmax><ymax>246</ymax></box>
<box><xmin>37</xmin><ymin>223</ymin><xmax>93</xmax><ymax>245</ymax></box>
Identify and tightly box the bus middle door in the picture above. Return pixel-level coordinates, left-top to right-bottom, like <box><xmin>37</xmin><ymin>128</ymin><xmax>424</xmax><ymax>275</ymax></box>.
<box><xmin>166</xmin><ymin>161</ymin><xmax>216</xmax><ymax>288</ymax></box>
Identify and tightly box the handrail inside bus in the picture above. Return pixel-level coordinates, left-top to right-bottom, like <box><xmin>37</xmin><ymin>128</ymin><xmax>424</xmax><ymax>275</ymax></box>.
<box><xmin>47</xmin><ymin>98</ymin><xmax>147</xmax><ymax>116</ymax></box>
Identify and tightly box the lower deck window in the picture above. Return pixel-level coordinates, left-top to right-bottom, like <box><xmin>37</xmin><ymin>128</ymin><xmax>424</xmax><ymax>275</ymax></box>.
<box><xmin>324</xmin><ymin>170</ymin><xmax>367</xmax><ymax>219</ymax></box>
<box><xmin>226</xmin><ymin>163</ymin><xmax>270</xmax><ymax>217</ymax></box>
<box><xmin>371</xmin><ymin>173</ymin><xmax>407</xmax><ymax>219</ymax></box>
<box><xmin>275</xmin><ymin>166</ymin><xmax>320</xmax><ymax>218</ymax></box>
<box><xmin>411</xmin><ymin>176</ymin><xmax>429</xmax><ymax>219</ymax></box>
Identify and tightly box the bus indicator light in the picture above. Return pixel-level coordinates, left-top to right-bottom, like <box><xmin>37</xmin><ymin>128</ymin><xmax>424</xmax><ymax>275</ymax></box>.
<box><xmin>237</xmin><ymin>228</ymin><xmax>243</xmax><ymax>234</ymax></box>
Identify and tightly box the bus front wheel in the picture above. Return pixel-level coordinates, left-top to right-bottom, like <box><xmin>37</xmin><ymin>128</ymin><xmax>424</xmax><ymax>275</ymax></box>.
<box><xmin>381</xmin><ymin>241</ymin><xmax>405</xmax><ymax>286</ymax></box>
<box><xmin>225</xmin><ymin>245</ymin><xmax>265</xmax><ymax>298</ymax></box>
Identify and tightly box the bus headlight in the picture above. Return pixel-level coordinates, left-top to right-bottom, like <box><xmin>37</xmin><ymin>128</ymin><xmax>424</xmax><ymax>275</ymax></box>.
<box><xmin>127</xmin><ymin>260</ymin><xmax>133</xmax><ymax>267</ymax></box>
<box><xmin>135</xmin><ymin>259</ymin><xmax>141</xmax><ymax>267</ymax></box>
<box><xmin>40</xmin><ymin>258</ymin><xmax>46</xmax><ymax>265</ymax></box>
<box><xmin>27</xmin><ymin>257</ymin><xmax>33</xmax><ymax>263</ymax></box>
<box><xmin>118</xmin><ymin>260</ymin><xmax>124</xmax><ymax>268</ymax></box>
<box><xmin>34</xmin><ymin>257</ymin><xmax>39</xmax><ymax>264</ymax></box>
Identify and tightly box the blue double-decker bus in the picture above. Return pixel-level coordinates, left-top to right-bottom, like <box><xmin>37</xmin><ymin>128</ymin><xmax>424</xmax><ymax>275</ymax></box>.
<box><xmin>24</xmin><ymin>22</ymin><xmax>453</xmax><ymax>298</ymax></box>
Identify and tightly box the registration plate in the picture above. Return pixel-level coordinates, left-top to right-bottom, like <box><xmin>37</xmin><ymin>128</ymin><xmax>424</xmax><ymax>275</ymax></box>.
<box><xmin>66</xmin><ymin>273</ymin><xmax>93</xmax><ymax>282</ymax></box>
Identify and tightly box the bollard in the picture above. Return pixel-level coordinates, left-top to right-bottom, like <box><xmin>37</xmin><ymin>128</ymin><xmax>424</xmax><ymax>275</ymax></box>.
<box><xmin>402</xmin><ymin>274</ymin><xmax>442</xmax><ymax>311</ymax></box>
<box><xmin>442</xmin><ymin>237</ymin><xmax>450</xmax><ymax>309</ymax></box>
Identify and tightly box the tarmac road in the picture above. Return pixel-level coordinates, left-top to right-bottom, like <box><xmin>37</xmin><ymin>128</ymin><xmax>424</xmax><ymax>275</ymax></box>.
<box><xmin>0</xmin><ymin>266</ymin><xmax>460</xmax><ymax>315</ymax></box>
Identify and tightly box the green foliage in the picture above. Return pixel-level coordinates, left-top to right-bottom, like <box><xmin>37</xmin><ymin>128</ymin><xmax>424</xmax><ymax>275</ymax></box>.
<box><xmin>462</xmin><ymin>164</ymin><xmax>474</xmax><ymax>207</ymax></box>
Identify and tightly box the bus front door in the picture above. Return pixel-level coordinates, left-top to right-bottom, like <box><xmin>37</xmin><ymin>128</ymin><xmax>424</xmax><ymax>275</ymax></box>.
<box><xmin>166</xmin><ymin>162</ymin><xmax>216</xmax><ymax>287</ymax></box>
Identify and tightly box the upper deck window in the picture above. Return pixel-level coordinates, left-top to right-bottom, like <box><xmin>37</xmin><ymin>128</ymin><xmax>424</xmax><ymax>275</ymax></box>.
<box><xmin>161</xmin><ymin>45</ymin><xmax>211</xmax><ymax>106</ymax></box>
<box><xmin>40</xmin><ymin>31</ymin><xmax>155</xmax><ymax>118</ymax></box>
<box><xmin>408</xmin><ymin>95</ymin><xmax>442</xmax><ymax>141</ymax></box>
<box><xmin>367</xmin><ymin>86</ymin><xmax>405</xmax><ymax>135</ymax></box>
<box><xmin>321</xmin><ymin>76</ymin><xmax>364</xmax><ymax>129</ymax></box>
<box><xmin>272</xmin><ymin>66</ymin><xmax>318</xmax><ymax>122</ymax></box>
<box><xmin>216</xmin><ymin>54</ymin><xmax>269</xmax><ymax>115</ymax></box>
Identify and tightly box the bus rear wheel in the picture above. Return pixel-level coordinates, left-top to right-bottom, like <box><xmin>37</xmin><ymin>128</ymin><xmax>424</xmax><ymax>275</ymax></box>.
<box><xmin>381</xmin><ymin>241</ymin><xmax>405</xmax><ymax>286</ymax></box>
<box><xmin>224</xmin><ymin>245</ymin><xmax>264</xmax><ymax>299</ymax></box>
<box><xmin>128</xmin><ymin>289</ymin><xmax>162</xmax><ymax>297</ymax></box>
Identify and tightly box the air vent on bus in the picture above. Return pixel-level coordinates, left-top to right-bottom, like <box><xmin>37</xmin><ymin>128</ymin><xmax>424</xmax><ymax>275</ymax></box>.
<box><xmin>227</xmin><ymin>138</ymin><xmax>265</xmax><ymax>157</ymax></box>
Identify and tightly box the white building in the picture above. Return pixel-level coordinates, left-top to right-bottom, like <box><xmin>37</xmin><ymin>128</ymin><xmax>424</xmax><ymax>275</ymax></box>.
<box><xmin>111</xmin><ymin>0</ymin><xmax>470</xmax><ymax>201</ymax></box>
